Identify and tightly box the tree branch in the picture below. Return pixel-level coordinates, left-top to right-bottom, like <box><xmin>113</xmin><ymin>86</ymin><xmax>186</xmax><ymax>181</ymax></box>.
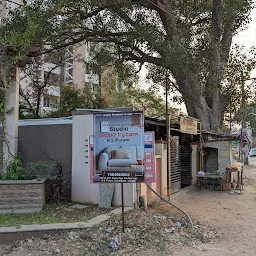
<box><xmin>43</xmin><ymin>30</ymin><xmax>130</xmax><ymax>54</ymax></box>
<box><xmin>43</xmin><ymin>62</ymin><xmax>63</xmax><ymax>89</ymax></box>
<box><xmin>148</xmin><ymin>0</ymin><xmax>176</xmax><ymax>40</ymax></box>
<box><xmin>77</xmin><ymin>7</ymin><xmax>105</xmax><ymax>20</ymax></box>
<box><xmin>192</xmin><ymin>16</ymin><xmax>212</xmax><ymax>26</ymax></box>
<box><xmin>19</xmin><ymin>87</ymin><xmax>35</xmax><ymax>114</ymax></box>
<box><xmin>5</xmin><ymin>0</ymin><xmax>22</xmax><ymax>7</ymax></box>
<box><xmin>212</xmin><ymin>0</ymin><xmax>222</xmax><ymax>41</ymax></box>
<box><xmin>221</xmin><ymin>23</ymin><xmax>234</xmax><ymax>63</ymax></box>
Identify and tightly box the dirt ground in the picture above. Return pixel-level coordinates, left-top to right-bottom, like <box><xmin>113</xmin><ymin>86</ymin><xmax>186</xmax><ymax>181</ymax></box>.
<box><xmin>171</xmin><ymin>164</ymin><xmax>256</xmax><ymax>256</ymax></box>
<box><xmin>0</xmin><ymin>164</ymin><xmax>256</xmax><ymax>256</ymax></box>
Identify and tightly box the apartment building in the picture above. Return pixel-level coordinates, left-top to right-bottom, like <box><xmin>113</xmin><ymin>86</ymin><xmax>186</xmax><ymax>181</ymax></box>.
<box><xmin>1</xmin><ymin>0</ymin><xmax>118</xmax><ymax>116</ymax></box>
<box><xmin>19</xmin><ymin>43</ymin><xmax>100</xmax><ymax>116</ymax></box>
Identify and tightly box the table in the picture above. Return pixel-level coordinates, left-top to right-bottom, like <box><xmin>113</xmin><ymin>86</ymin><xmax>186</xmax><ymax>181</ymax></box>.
<box><xmin>197</xmin><ymin>167</ymin><xmax>244</xmax><ymax>192</ymax></box>
<box><xmin>225</xmin><ymin>168</ymin><xmax>243</xmax><ymax>192</ymax></box>
<box><xmin>197</xmin><ymin>174</ymin><xmax>223</xmax><ymax>191</ymax></box>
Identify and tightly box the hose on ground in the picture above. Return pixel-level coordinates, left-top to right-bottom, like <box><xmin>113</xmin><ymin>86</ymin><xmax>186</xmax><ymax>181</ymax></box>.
<box><xmin>145</xmin><ymin>183</ymin><xmax>194</xmax><ymax>230</ymax></box>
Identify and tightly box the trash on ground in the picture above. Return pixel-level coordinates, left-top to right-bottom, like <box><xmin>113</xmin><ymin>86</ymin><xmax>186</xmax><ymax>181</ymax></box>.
<box><xmin>54</xmin><ymin>248</ymin><xmax>61</xmax><ymax>254</ymax></box>
<box><xmin>175</xmin><ymin>222</ymin><xmax>182</xmax><ymax>227</ymax></box>
<box><xmin>109</xmin><ymin>237</ymin><xmax>121</xmax><ymax>250</ymax></box>
<box><xmin>229</xmin><ymin>191</ymin><xmax>243</xmax><ymax>195</ymax></box>
<box><xmin>71</xmin><ymin>204</ymin><xmax>88</xmax><ymax>209</ymax></box>
<box><xmin>165</xmin><ymin>227</ymin><xmax>175</xmax><ymax>233</ymax></box>
<box><xmin>154</xmin><ymin>214</ymin><xmax>167</xmax><ymax>219</ymax></box>
<box><xmin>2</xmin><ymin>204</ymin><xmax>221</xmax><ymax>256</ymax></box>
<box><xmin>105</xmin><ymin>227</ymin><xmax>112</xmax><ymax>233</ymax></box>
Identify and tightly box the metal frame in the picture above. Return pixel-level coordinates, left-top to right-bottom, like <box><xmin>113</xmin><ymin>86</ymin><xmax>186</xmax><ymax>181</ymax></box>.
<box><xmin>167</xmin><ymin>114</ymin><xmax>202</xmax><ymax>197</ymax></box>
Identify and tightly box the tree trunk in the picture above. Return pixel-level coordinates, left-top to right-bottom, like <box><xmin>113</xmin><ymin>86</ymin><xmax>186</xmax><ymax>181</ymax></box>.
<box><xmin>36</xmin><ymin>89</ymin><xmax>42</xmax><ymax>115</ymax></box>
<box><xmin>176</xmin><ymin>75</ymin><xmax>228</xmax><ymax>132</ymax></box>
<box><xmin>184</xmin><ymin>95</ymin><xmax>225</xmax><ymax>132</ymax></box>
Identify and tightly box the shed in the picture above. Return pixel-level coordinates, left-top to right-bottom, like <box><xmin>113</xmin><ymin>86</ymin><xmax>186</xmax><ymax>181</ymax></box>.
<box><xmin>201</xmin><ymin>131</ymin><xmax>238</xmax><ymax>173</ymax></box>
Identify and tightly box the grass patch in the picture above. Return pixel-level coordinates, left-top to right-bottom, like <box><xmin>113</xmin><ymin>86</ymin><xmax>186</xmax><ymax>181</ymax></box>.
<box><xmin>0</xmin><ymin>203</ymin><xmax>111</xmax><ymax>227</ymax></box>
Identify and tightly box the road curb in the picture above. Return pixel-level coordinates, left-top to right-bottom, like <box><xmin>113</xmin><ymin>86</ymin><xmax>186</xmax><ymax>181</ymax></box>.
<box><xmin>0</xmin><ymin>207</ymin><xmax>133</xmax><ymax>244</ymax></box>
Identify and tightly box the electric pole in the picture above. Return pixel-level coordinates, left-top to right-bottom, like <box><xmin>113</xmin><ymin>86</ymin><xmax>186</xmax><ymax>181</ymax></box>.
<box><xmin>165</xmin><ymin>72</ymin><xmax>171</xmax><ymax>199</ymax></box>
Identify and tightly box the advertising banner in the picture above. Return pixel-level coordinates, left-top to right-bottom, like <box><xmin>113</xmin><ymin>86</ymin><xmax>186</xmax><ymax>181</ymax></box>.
<box><xmin>144</xmin><ymin>132</ymin><xmax>156</xmax><ymax>183</ymax></box>
<box><xmin>180</xmin><ymin>117</ymin><xmax>198</xmax><ymax>135</ymax></box>
<box><xmin>89</xmin><ymin>131</ymin><xmax>156</xmax><ymax>183</ymax></box>
<box><xmin>92</xmin><ymin>112</ymin><xmax>144</xmax><ymax>183</ymax></box>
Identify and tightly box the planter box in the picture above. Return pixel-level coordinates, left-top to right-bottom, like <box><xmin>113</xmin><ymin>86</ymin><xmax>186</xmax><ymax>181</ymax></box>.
<box><xmin>0</xmin><ymin>179</ymin><xmax>46</xmax><ymax>213</ymax></box>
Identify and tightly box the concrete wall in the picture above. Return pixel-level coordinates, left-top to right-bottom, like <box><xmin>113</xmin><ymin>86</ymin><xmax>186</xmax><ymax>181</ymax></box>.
<box><xmin>3</xmin><ymin>69</ymin><xmax>20</xmax><ymax>169</ymax></box>
<box><xmin>71</xmin><ymin>114</ymin><xmax>97</xmax><ymax>203</ymax></box>
<box><xmin>204</xmin><ymin>140</ymin><xmax>231</xmax><ymax>172</ymax></box>
<box><xmin>73</xmin><ymin>44</ymin><xmax>87</xmax><ymax>89</ymax></box>
<box><xmin>155</xmin><ymin>141</ymin><xmax>168</xmax><ymax>198</ymax></box>
<box><xmin>0</xmin><ymin>129</ymin><xmax>2</xmax><ymax>175</ymax></box>
<box><xmin>71</xmin><ymin>112</ymin><xmax>135</xmax><ymax>206</ymax></box>
<box><xmin>191</xmin><ymin>144</ymin><xmax>200</xmax><ymax>186</ymax></box>
<box><xmin>18</xmin><ymin>118</ymin><xmax>72</xmax><ymax>199</ymax></box>
<box><xmin>139</xmin><ymin>156</ymin><xmax>162</xmax><ymax>205</ymax></box>
<box><xmin>1</xmin><ymin>112</ymin><xmax>135</xmax><ymax>205</ymax></box>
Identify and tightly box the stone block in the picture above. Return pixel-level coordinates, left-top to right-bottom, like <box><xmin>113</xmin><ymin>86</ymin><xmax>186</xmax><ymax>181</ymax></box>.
<box><xmin>99</xmin><ymin>184</ymin><xmax>115</xmax><ymax>208</ymax></box>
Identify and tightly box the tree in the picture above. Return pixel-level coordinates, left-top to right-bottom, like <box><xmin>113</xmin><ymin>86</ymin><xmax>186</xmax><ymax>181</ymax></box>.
<box><xmin>44</xmin><ymin>84</ymin><xmax>91</xmax><ymax>117</ymax></box>
<box><xmin>19</xmin><ymin>53</ymin><xmax>63</xmax><ymax>117</ymax></box>
<box><xmin>222</xmin><ymin>45</ymin><xmax>256</xmax><ymax>127</ymax></box>
<box><xmin>85</xmin><ymin>43</ymin><xmax>139</xmax><ymax>107</ymax></box>
<box><xmin>114</xmin><ymin>86</ymin><xmax>180</xmax><ymax>117</ymax></box>
<box><xmin>0</xmin><ymin>0</ymin><xmax>254</xmax><ymax>131</ymax></box>
<box><xmin>45</xmin><ymin>83</ymin><xmax>175</xmax><ymax>118</ymax></box>
<box><xmin>44</xmin><ymin>84</ymin><xmax>109</xmax><ymax>118</ymax></box>
<box><xmin>235</xmin><ymin>104</ymin><xmax>256</xmax><ymax>135</ymax></box>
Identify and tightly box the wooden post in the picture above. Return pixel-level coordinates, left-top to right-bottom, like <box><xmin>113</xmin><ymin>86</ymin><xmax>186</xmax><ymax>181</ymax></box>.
<box><xmin>165</xmin><ymin>72</ymin><xmax>171</xmax><ymax>199</ymax></box>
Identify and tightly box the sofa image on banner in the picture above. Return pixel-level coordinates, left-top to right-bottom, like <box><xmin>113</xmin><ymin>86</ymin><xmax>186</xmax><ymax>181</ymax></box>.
<box><xmin>93</xmin><ymin>112</ymin><xmax>144</xmax><ymax>183</ymax></box>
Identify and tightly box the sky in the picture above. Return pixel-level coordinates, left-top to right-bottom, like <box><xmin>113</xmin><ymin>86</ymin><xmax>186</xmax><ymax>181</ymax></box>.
<box><xmin>233</xmin><ymin>8</ymin><xmax>256</xmax><ymax>51</ymax></box>
<box><xmin>139</xmin><ymin>8</ymin><xmax>256</xmax><ymax>114</ymax></box>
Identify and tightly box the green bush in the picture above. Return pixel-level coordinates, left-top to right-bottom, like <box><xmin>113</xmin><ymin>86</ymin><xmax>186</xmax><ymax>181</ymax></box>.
<box><xmin>1</xmin><ymin>154</ymin><xmax>58</xmax><ymax>181</ymax></box>
<box><xmin>2</xmin><ymin>154</ymin><xmax>24</xmax><ymax>180</ymax></box>
<box><xmin>22</xmin><ymin>156</ymin><xmax>58</xmax><ymax>180</ymax></box>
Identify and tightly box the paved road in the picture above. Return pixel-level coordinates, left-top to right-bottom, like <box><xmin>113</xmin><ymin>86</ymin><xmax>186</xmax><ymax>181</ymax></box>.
<box><xmin>233</xmin><ymin>153</ymin><xmax>256</xmax><ymax>166</ymax></box>
<box><xmin>249</xmin><ymin>156</ymin><xmax>256</xmax><ymax>165</ymax></box>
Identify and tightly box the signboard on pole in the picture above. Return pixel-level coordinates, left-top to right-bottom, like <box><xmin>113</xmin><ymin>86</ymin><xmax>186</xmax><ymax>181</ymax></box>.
<box><xmin>92</xmin><ymin>112</ymin><xmax>144</xmax><ymax>183</ymax></box>
<box><xmin>180</xmin><ymin>117</ymin><xmax>198</xmax><ymax>135</ymax></box>
<box><xmin>90</xmin><ymin>130</ymin><xmax>156</xmax><ymax>184</ymax></box>
<box><xmin>247</xmin><ymin>128</ymin><xmax>252</xmax><ymax>145</ymax></box>
<box><xmin>242</xmin><ymin>128</ymin><xmax>252</xmax><ymax>145</ymax></box>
